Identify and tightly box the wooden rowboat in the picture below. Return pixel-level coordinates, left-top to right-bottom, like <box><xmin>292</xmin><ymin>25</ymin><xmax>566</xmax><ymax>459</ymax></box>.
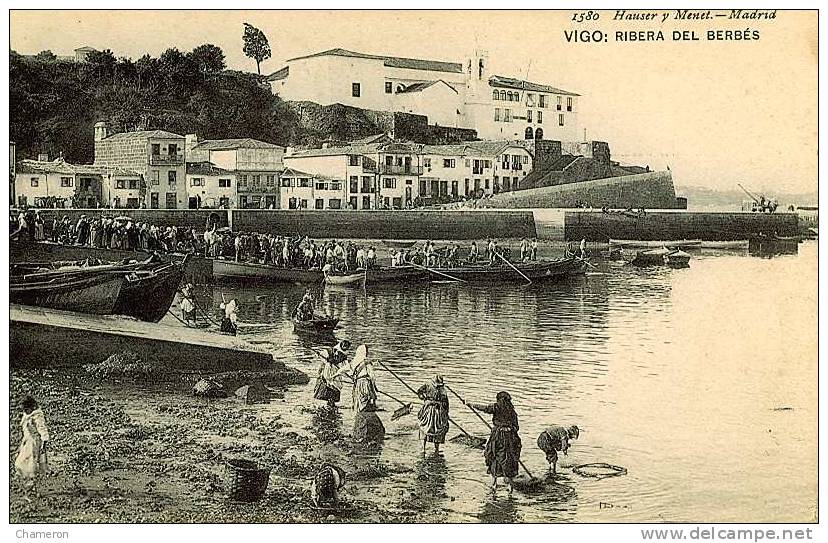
<box><xmin>324</xmin><ymin>271</ymin><xmax>366</xmax><ymax>286</ymax></box>
<box><xmin>10</xmin><ymin>272</ymin><xmax>125</xmax><ymax>315</ymax></box>
<box><xmin>630</xmin><ymin>248</ymin><xmax>672</xmax><ymax>267</ymax></box>
<box><xmin>663</xmin><ymin>250</ymin><xmax>691</xmax><ymax>268</ymax></box>
<box><xmin>293</xmin><ymin>316</ymin><xmax>339</xmax><ymax>333</ymax></box>
<box><xmin>427</xmin><ymin>257</ymin><xmax>586</xmax><ymax>282</ymax></box>
<box><xmin>213</xmin><ymin>259</ymin><xmax>324</xmax><ymax>284</ymax></box>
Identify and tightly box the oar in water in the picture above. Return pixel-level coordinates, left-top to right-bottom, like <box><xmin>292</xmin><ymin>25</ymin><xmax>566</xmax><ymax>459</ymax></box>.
<box><xmin>494</xmin><ymin>251</ymin><xmax>532</xmax><ymax>285</ymax></box>
<box><xmin>376</xmin><ymin>360</ymin><xmax>484</xmax><ymax>447</ymax></box>
<box><xmin>408</xmin><ymin>261</ymin><xmax>466</xmax><ymax>283</ymax></box>
<box><xmin>445</xmin><ymin>384</ymin><xmax>538</xmax><ymax>482</ymax></box>
<box><xmin>309</xmin><ymin>349</ymin><xmax>413</xmax><ymax>421</ymax></box>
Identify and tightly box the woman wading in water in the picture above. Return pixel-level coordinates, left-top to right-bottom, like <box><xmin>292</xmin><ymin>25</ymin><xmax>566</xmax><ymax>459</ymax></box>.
<box><xmin>465</xmin><ymin>391</ymin><xmax>521</xmax><ymax>493</ymax></box>
<box><xmin>416</xmin><ymin>375</ymin><xmax>450</xmax><ymax>454</ymax></box>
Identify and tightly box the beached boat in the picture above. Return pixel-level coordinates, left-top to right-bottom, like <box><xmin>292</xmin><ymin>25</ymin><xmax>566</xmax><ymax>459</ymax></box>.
<box><xmin>324</xmin><ymin>271</ymin><xmax>366</xmax><ymax>286</ymax></box>
<box><xmin>293</xmin><ymin>315</ymin><xmax>339</xmax><ymax>333</ymax></box>
<box><xmin>748</xmin><ymin>235</ymin><xmax>799</xmax><ymax>256</ymax></box>
<box><xmin>610</xmin><ymin>239</ymin><xmax>702</xmax><ymax>249</ymax></box>
<box><xmin>427</xmin><ymin>257</ymin><xmax>587</xmax><ymax>283</ymax></box>
<box><xmin>367</xmin><ymin>265</ymin><xmax>429</xmax><ymax>284</ymax></box>
<box><xmin>10</xmin><ymin>272</ymin><xmax>125</xmax><ymax>315</ymax></box>
<box><xmin>10</xmin><ymin>255</ymin><xmax>186</xmax><ymax>322</ymax></box>
<box><xmin>213</xmin><ymin>259</ymin><xmax>324</xmax><ymax>284</ymax></box>
<box><xmin>664</xmin><ymin>250</ymin><xmax>691</xmax><ymax>268</ymax></box>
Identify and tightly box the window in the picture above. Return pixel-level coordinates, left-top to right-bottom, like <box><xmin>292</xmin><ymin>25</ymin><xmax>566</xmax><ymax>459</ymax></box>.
<box><xmin>281</xmin><ymin>178</ymin><xmax>292</xmax><ymax>187</ymax></box>
<box><xmin>502</xmin><ymin>154</ymin><xmax>511</xmax><ymax>169</ymax></box>
<box><xmin>168</xmin><ymin>143</ymin><xmax>178</xmax><ymax>156</ymax></box>
<box><xmin>151</xmin><ymin>170</ymin><xmax>160</xmax><ymax>185</ymax></box>
<box><xmin>329</xmin><ymin>199</ymin><xmax>342</xmax><ymax>209</ymax></box>
<box><xmin>423</xmin><ymin>158</ymin><xmax>431</xmax><ymax>168</ymax></box>
<box><xmin>538</xmin><ymin>111</ymin><xmax>543</xmax><ymax>124</ymax></box>
<box><xmin>315</xmin><ymin>199</ymin><xmax>324</xmax><ymax>210</ymax></box>
<box><xmin>527</xmin><ymin>93</ymin><xmax>535</xmax><ymax>107</ymax></box>
<box><xmin>527</xmin><ymin>110</ymin><xmax>533</xmax><ymax>123</ymax></box>
<box><xmin>266</xmin><ymin>175</ymin><xmax>276</xmax><ymax>187</ymax></box>
<box><xmin>128</xmin><ymin>179</ymin><xmax>138</xmax><ymax>189</ymax></box>
<box><xmin>349</xmin><ymin>176</ymin><xmax>359</xmax><ymax>193</ymax></box>
<box><xmin>504</xmin><ymin>109</ymin><xmax>512</xmax><ymax>122</ymax></box>
<box><xmin>383</xmin><ymin>178</ymin><xmax>396</xmax><ymax>189</ymax></box>
<box><xmin>30</xmin><ymin>177</ymin><xmax>38</xmax><ymax>187</ymax></box>
<box><xmin>465</xmin><ymin>159</ymin><xmax>471</xmax><ymax>167</ymax></box>
<box><xmin>352</xmin><ymin>82</ymin><xmax>361</xmax><ymax>97</ymax></box>
<box><xmin>331</xmin><ymin>182</ymin><xmax>342</xmax><ymax>191</ymax></box>
<box><xmin>60</xmin><ymin>177</ymin><xmax>73</xmax><ymax>187</ymax></box>
<box><xmin>350</xmin><ymin>155</ymin><xmax>360</xmax><ymax>166</ymax></box>
<box><xmin>494</xmin><ymin>108</ymin><xmax>501</xmax><ymax>122</ymax></box>
<box><xmin>385</xmin><ymin>82</ymin><xmax>392</xmax><ymax>94</ymax></box>
<box><xmin>539</xmin><ymin>95</ymin><xmax>546</xmax><ymax>108</ymax></box>
<box><xmin>299</xmin><ymin>178</ymin><xmax>311</xmax><ymax>188</ymax></box>
<box><xmin>191</xmin><ymin>177</ymin><xmax>204</xmax><ymax>187</ymax></box>
<box><xmin>151</xmin><ymin>144</ymin><xmax>160</xmax><ymax>156</ymax></box>
<box><xmin>238</xmin><ymin>175</ymin><xmax>248</xmax><ymax>187</ymax></box>
<box><xmin>492</xmin><ymin>90</ymin><xmax>499</xmax><ymax>100</ymax></box>
<box><xmin>559</xmin><ymin>114</ymin><xmax>565</xmax><ymax>126</ymax></box>
<box><xmin>252</xmin><ymin>174</ymin><xmax>261</xmax><ymax>187</ymax></box>
<box><xmin>168</xmin><ymin>170</ymin><xmax>177</xmax><ymax>187</ymax></box>
<box><xmin>557</xmin><ymin>96</ymin><xmax>562</xmax><ymax>111</ymax></box>
<box><xmin>395</xmin><ymin>156</ymin><xmax>402</xmax><ymax>167</ymax></box>
<box><xmin>485</xmin><ymin>179</ymin><xmax>490</xmax><ymax>189</ymax></box>
<box><xmin>451</xmin><ymin>180</ymin><xmax>458</xmax><ymax>197</ymax></box>
<box><xmin>115</xmin><ymin>179</ymin><xmax>126</xmax><ymax>189</ymax></box>
<box><xmin>506</xmin><ymin>91</ymin><xmax>513</xmax><ymax>101</ymax></box>
<box><xmin>165</xmin><ymin>192</ymin><xmax>177</xmax><ymax>209</ymax></box>
<box><xmin>464</xmin><ymin>179</ymin><xmax>470</xmax><ymax>196</ymax></box>
<box><xmin>443</xmin><ymin>158</ymin><xmax>455</xmax><ymax>168</ymax></box>
<box><xmin>523</xmin><ymin>155</ymin><xmax>529</xmax><ymax>164</ymax></box>
<box><xmin>567</xmin><ymin>97</ymin><xmax>573</xmax><ymax>112</ymax></box>
<box><xmin>219</xmin><ymin>178</ymin><xmax>231</xmax><ymax>188</ymax></box>
<box><xmin>485</xmin><ymin>160</ymin><xmax>491</xmax><ymax>169</ymax></box>
<box><xmin>525</xmin><ymin>127</ymin><xmax>534</xmax><ymax>140</ymax></box>
<box><xmin>362</xmin><ymin>196</ymin><xmax>371</xmax><ymax>209</ymax></box>
<box><xmin>500</xmin><ymin>90</ymin><xmax>506</xmax><ymax>100</ymax></box>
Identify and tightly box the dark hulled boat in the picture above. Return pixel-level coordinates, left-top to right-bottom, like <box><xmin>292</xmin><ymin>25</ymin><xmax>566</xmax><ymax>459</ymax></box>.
<box><xmin>293</xmin><ymin>315</ymin><xmax>339</xmax><ymax>333</ymax></box>
<box><xmin>427</xmin><ymin>257</ymin><xmax>587</xmax><ymax>282</ymax></box>
<box><xmin>213</xmin><ymin>259</ymin><xmax>324</xmax><ymax>284</ymax></box>
<box><xmin>9</xmin><ymin>255</ymin><xmax>186</xmax><ymax>322</ymax></box>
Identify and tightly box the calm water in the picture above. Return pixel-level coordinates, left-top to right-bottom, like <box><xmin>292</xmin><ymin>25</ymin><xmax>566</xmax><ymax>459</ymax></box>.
<box><xmin>181</xmin><ymin>242</ymin><xmax>818</xmax><ymax>522</ymax></box>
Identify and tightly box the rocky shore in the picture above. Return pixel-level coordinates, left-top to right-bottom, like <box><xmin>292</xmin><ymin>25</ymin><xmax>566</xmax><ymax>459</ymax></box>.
<box><xmin>9</xmin><ymin>369</ymin><xmax>458</xmax><ymax>523</ymax></box>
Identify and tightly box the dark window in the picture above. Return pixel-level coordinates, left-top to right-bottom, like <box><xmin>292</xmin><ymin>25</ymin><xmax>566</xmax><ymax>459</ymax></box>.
<box><xmin>151</xmin><ymin>144</ymin><xmax>160</xmax><ymax>155</ymax></box>
<box><xmin>567</xmin><ymin>97</ymin><xmax>573</xmax><ymax>112</ymax></box>
<box><xmin>168</xmin><ymin>143</ymin><xmax>178</xmax><ymax>156</ymax></box>
<box><xmin>536</xmin><ymin>127</ymin><xmax>544</xmax><ymax>140</ymax></box>
<box><xmin>558</xmin><ymin>114</ymin><xmax>564</xmax><ymax>127</ymax></box>
<box><xmin>352</xmin><ymin>82</ymin><xmax>361</xmax><ymax>97</ymax></box>
<box><xmin>362</xmin><ymin>196</ymin><xmax>371</xmax><ymax>209</ymax></box>
<box><xmin>30</xmin><ymin>178</ymin><xmax>39</xmax><ymax>187</ymax></box>
<box><xmin>385</xmin><ymin>82</ymin><xmax>392</xmax><ymax>94</ymax></box>
<box><xmin>219</xmin><ymin>178</ymin><xmax>231</xmax><ymax>188</ymax></box>
<box><xmin>128</xmin><ymin>179</ymin><xmax>138</xmax><ymax>189</ymax></box>
<box><xmin>527</xmin><ymin>110</ymin><xmax>532</xmax><ymax>123</ymax></box>
<box><xmin>350</xmin><ymin>155</ymin><xmax>360</xmax><ymax>166</ymax></box>
<box><xmin>165</xmin><ymin>192</ymin><xmax>177</xmax><ymax>209</ymax></box>
<box><xmin>328</xmin><ymin>199</ymin><xmax>342</xmax><ymax>209</ymax></box>
<box><xmin>168</xmin><ymin>170</ymin><xmax>177</xmax><ymax>185</ymax></box>
<box><xmin>525</xmin><ymin>127</ymin><xmax>534</xmax><ymax>139</ymax></box>
<box><xmin>315</xmin><ymin>199</ymin><xmax>324</xmax><ymax>209</ymax></box>
<box><xmin>492</xmin><ymin>90</ymin><xmax>499</xmax><ymax>100</ymax></box>
<box><xmin>538</xmin><ymin>111</ymin><xmax>543</xmax><ymax>124</ymax></box>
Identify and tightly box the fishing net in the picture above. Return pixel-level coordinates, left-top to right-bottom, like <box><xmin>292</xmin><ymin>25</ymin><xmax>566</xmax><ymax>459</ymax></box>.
<box><xmin>448</xmin><ymin>434</ymin><xmax>486</xmax><ymax>449</ymax></box>
<box><xmin>573</xmin><ymin>463</ymin><xmax>627</xmax><ymax>479</ymax></box>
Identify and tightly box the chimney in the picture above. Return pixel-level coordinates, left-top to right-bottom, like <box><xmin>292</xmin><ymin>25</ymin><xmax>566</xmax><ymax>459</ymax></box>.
<box><xmin>285</xmin><ymin>146</ymin><xmax>295</xmax><ymax>156</ymax></box>
<box><xmin>533</xmin><ymin>139</ymin><xmax>562</xmax><ymax>172</ymax></box>
<box><xmin>37</xmin><ymin>153</ymin><xmax>49</xmax><ymax>162</ymax></box>
<box><xmin>94</xmin><ymin>121</ymin><xmax>109</xmax><ymax>142</ymax></box>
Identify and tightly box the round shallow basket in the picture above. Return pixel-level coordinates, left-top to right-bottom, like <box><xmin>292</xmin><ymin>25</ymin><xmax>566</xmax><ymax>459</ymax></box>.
<box><xmin>225</xmin><ymin>459</ymin><xmax>271</xmax><ymax>502</ymax></box>
<box><xmin>573</xmin><ymin>463</ymin><xmax>627</xmax><ymax>479</ymax></box>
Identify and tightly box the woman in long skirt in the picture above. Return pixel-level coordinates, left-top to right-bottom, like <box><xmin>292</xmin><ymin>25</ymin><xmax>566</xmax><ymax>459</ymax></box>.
<box><xmin>336</xmin><ymin>345</ymin><xmax>385</xmax><ymax>443</ymax></box>
<box><xmin>417</xmin><ymin>375</ymin><xmax>449</xmax><ymax>454</ymax></box>
<box><xmin>14</xmin><ymin>396</ymin><xmax>50</xmax><ymax>493</ymax></box>
<box><xmin>467</xmin><ymin>391</ymin><xmax>521</xmax><ymax>493</ymax></box>
<box><xmin>313</xmin><ymin>340</ymin><xmax>351</xmax><ymax>408</ymax></box>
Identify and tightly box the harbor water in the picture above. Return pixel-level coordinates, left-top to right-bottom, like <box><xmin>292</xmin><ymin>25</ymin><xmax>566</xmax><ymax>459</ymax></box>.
<box><xmin>183</xmin><ymin>241</ymin><xmax>817</xmax><ymax>522</ymax></box>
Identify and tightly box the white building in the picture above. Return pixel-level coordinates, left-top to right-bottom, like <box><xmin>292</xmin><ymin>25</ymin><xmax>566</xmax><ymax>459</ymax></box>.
<box><xmin>279</xmin><ymin>167</ymin><xmax>347</xmax><ymax>210</ymax></box>
<box><xmin>267</xmin><ymin>48</ymin><xmax>579</xmax><ymax>141</ymax></box>
<box><xmin>14</xmin><ymin>158</ymin><xmax>105</xmax><ymax>208</ymax></box>
<box><xmin>185</xmin><ymin>162</ymin><xmax>236</xmax><ymax>209</ymax></box>
<box><xmin>186</xmin><ymin>136</ymin><xmax>285</xmax><ymax>209</ymax></box>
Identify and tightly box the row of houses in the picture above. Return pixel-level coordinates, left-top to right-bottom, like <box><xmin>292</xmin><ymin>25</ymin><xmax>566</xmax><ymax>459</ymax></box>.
<box><xmin>13</xmin><ymin>126</ymin><xmax>533</xmax><ymax>210</ymax></box>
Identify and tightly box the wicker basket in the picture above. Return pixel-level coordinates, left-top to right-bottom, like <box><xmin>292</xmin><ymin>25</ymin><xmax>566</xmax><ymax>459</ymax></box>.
<box><xmin>225</xmin><ymin>459</ymin><xmax>271</xmax><ymax>502</ymax></box>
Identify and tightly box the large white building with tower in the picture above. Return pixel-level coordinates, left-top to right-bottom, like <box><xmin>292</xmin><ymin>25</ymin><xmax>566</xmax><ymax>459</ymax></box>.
<box><xmin>267</xmin><ymin>48</ymin><xmax>580</xmax><ymax>142</ymax></box>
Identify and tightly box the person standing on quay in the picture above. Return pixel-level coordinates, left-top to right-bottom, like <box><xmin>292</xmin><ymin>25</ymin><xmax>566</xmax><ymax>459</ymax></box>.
<box><xmin>464</xmin><ymin>391</ymin><xmax>522</xmax><ymax>493</ymax></box>
<box><xmin>417</xmin><ymin>375</ymin><xmax>450</xmax><ymax>454</ymax></box>
<box><xmin>14</xmin><ymin>395</ymin><xmax>50</xmax><ymax>496</ymax></box>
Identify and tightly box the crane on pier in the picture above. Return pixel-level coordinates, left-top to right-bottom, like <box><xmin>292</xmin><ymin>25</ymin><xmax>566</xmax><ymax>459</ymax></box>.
<box><xmin>738</xmin><ymin>183</ymin><xmax>777</xmax><ymax>213</ymax></box>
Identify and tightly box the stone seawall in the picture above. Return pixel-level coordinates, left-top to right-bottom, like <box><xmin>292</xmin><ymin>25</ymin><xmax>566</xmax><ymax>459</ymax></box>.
<box><xmin>565</xmin><ymin>211</ymin><xmax>799</xmax><ymax>242</ymax></box>
<box><xmin>481</xmin><ymin>171</ymin><xmax>680</xmax><ymax>209</ymax></box>
<box><xmin>230</xmin><ymin>209</ymin><xmax>537</xmax><ymax>240</ymax></box>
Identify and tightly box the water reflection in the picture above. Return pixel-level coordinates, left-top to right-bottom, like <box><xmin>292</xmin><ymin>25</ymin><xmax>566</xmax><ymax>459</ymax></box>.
<box><xmin>182</xmin><ymin>243</ymin><xmax>817</xmax><ymax>522</ymax></box>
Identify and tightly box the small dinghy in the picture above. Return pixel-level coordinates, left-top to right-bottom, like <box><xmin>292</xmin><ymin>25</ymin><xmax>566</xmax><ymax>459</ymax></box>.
<box><xmin>664</xmin><ymin>249</ymin><xmax>691</xmax><ymax>268</ymax></box>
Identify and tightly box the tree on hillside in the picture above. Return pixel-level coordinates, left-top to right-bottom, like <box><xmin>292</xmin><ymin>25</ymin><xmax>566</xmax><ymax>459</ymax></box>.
<box><xmin>190</xmin><ymin>44</ymin><xmax>226</xmax><ymax>75</ymax></box>
<box><xmin>85</xmin><ymin>49</ymin><xmax>117</xmax><ymax>81</ymax></box>
<box><xmin>34</xmin><ymin>50</ymin><xmax>57</xmax><ymax>62</ymax></box>
<box><xmin>242</xmin><ymin>23</ymin><xmax>271</xmax><ymax>75</ymax></box>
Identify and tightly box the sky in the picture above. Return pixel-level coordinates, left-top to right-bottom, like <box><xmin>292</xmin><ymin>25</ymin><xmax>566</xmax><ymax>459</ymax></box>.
<box><xmin>9</xmin><ymin>9</ymin><xmax>818</xmax><ymax>194</ymax></box>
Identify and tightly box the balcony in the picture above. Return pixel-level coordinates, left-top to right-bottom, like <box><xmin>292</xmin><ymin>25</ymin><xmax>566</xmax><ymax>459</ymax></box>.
<box><xmin>149</xmin><ymin>152</ymin><xmax>184</xmax><ymax>166</ymax></box>
<box><xmin>379</xmin><ymin>164</ymin><xmax>423</xmax><ymax>176</ymax></box>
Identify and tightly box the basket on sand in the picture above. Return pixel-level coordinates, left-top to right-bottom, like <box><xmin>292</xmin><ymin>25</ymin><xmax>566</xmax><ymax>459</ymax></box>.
<box><xmin>225</xmin><ymin>459</ymin><xmax>271</xmax><ymax>502</ymax></box>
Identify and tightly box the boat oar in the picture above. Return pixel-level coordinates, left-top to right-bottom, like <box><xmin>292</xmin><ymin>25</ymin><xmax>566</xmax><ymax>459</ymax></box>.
<box><xmin>445</xmin><ymin>384</ymin><xmax>538</xmax><ymax>482</ymax></box>
<box><xmin>376</xmin><ymin>360</ymin><xmax>483</xmax><ymax>447</ymax></box>
<box><xmin>494</xmin><ymin>251</ymin><xmax>532</xmax><ymax>285</ymax></box>
<box><xmin>408</xmin><ymin>261</ymin><xmax>466</xmax><ymax>283</ymax></box>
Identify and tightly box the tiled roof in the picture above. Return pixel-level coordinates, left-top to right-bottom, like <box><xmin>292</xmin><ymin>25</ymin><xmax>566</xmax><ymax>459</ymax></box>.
<box><xmin>186</xmin><ymin>162</ymin><xmax>234</xmax><ymax>176</ymax></box>
<box><xmin>280</xmin><ymin>167</ymin><xmax>315</xmax><ymax>178</ymax></box>
<box><xmin>288</xmin><ymin>142</ymin><xmax>384</xmax><ymax>158</ymax></box>
<box><xmin>192</xmin><ymin>138</ymin><xmax>283</xmax><ymax>151</ymax></box>
<box><xmin>397</xmin><ymin>80</ymin><xmax>458</xmax><ymax>94</ymax></box>
<box><xmin>422</xmin><ymin>140</ymin><xmax>527</xmax><ymax>158</ymax></box>
<box><xmin>348</xmin><ymin>134</ymin><xmax>392</xmax><ymax>145</ymax></box>
<box><xmin>266</xmin><ymin>66</ymin><xmax>289</xmax><ymax>81</ymax></box>
<box><xmin>16</xmin><ymin>159</ymin><xmax>141</xmax><ymax>177</ymax></box>
<box><xmin>286</xmin><ymin>48</ymin><xmax>463</xmax><ymax>74</ymax></box>
<box><xmin>74</xmin><ymin>46</ymin><xmax>98</xmax><ymax>52</ymax></box>
<box><xmin>104</xmin><ymin>130</ymin><xmax>185</xmax><ymax>141</ymax></box>
<box><xmin>489</xmin><ymin>75</ymin><xmax>579</xmax><ymax>97</ymax></box>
